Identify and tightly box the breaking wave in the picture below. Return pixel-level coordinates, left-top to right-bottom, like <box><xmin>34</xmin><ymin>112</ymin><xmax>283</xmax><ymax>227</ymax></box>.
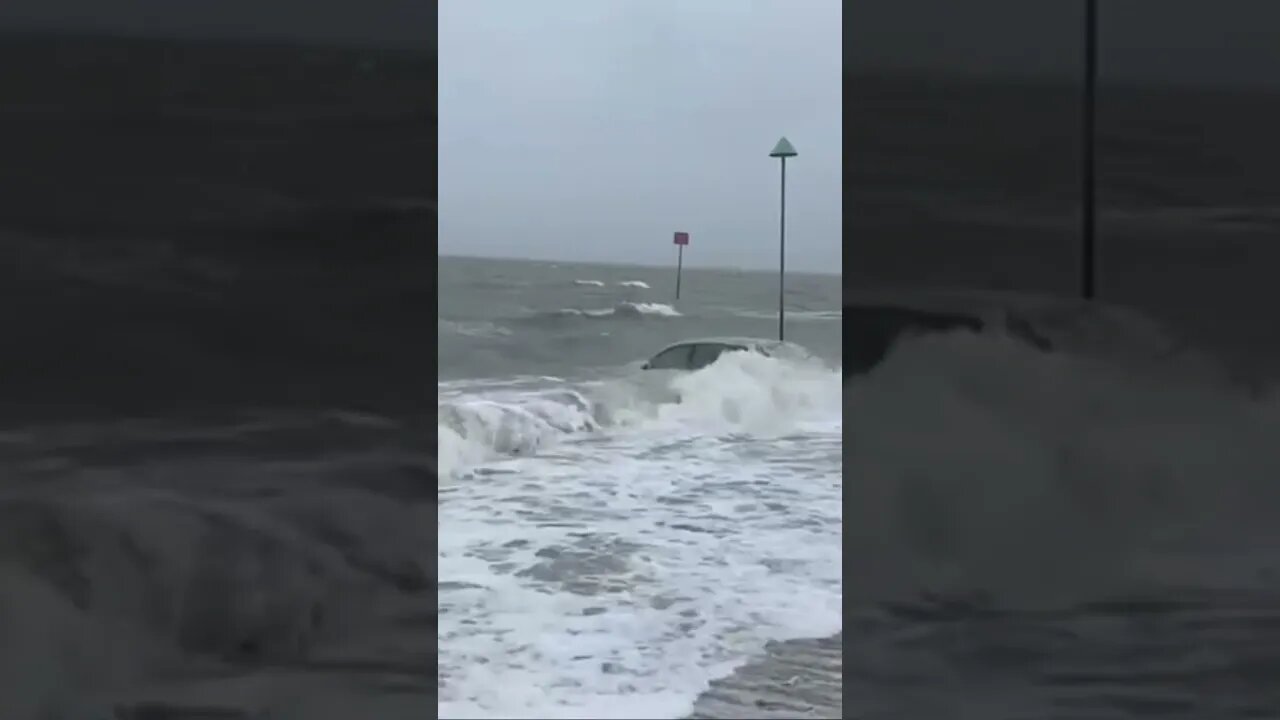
<box><xmin>439</xmin><ymin>319</ymin><xmax>512</xmax><ymax>339</ymax></box>
<box><xmin>520</xmin><ymin>302</ymin><xmax>682</xmax><ymax>324</ymax></box>
<box><xmin>437</xmin><ymin>351</ymin><xmax>840</xmax><ymax>479</ymax></box>
<box><xmin>0</xmin><ymin>439</ymin><xmax>434</xmax><ymax>719</ymax></box>
<box><xmin>732</xmin><ymin>309</ymin><xmax>842</xmax><ymax>322</ymax></box>
<box><xmin>445</xmin><ymin>292</ymin><xmax>1280</xmax><ymax>611</ymax></box>
<box><xmin>842</xmin><ymin>322</ymin><xmax>1280</xmax><ymax>611</ymax></box>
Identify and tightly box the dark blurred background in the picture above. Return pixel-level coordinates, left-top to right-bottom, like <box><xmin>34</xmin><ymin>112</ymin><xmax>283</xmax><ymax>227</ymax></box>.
<box><xmin>0</xmin><ymin>2</ymin><xmax>433</xmax><ymax>422</ymax></box>
<box><xmin>846</xmin><ymin>0</ymin><xmax>1280</xmax><ymax>363</ymax></box>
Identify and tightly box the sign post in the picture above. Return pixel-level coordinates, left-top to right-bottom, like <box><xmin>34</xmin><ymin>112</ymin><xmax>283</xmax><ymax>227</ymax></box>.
<box><xmin>673</xmin><ymin>231</ymin><xmax>689</xmax><ymax>300</ymax></box>
<box><xmin>769</xmin><ymin>137</ymin><xmax>797</xmax><ymax>342</ymax></box>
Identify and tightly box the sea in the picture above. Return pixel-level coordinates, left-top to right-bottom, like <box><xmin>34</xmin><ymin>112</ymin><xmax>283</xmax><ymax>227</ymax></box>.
<box><xmin>6</xmin><ymin>42</ymin><xmax>1280</xmax><ymax>718</ymax></box>
<box><xmin>0</xmin><ymin>207</ymin><xmax>436</xmax><ymax>720</ymax></box>
<box><xmin>0</xmin><ymin>34</ymin><xmax>435</xmax><ymax>719</ymax></box>
<box><xmin>437</xmin><ymin>75</ymin><xmax>1280</xmax><ymax>719</ymax></box>
<box><xmin>435</xmin><ymin>241</ymin><xmax>1280</xmax><ymax>720</ymax></box>
<box><xmin>833</xmin><ymin>73</ymin><xmax>1280</xmax><ymax>720</ymax></box>
<box><xmin>437</xmin><ymin>256</ymin><xmax>844</xmax><ymax>718</ymax></box>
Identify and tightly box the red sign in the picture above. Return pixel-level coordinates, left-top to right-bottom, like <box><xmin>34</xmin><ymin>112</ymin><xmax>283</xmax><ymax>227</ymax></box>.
<box><xmin>673</xmin><ymin>232</ymin><xmax>689</xmax><ymax>246</ymax></box>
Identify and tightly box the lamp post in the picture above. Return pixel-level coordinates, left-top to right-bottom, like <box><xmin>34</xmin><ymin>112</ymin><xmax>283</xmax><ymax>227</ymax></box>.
<box><xmin>769</xmin><ymin>136</ymin><xmax>797</xmax><ymax>341</ymax></box>
<box><xmin>1081</xmin><ymin>0</ymin><xmax>1098</xmax><ymax>300</ymax></box>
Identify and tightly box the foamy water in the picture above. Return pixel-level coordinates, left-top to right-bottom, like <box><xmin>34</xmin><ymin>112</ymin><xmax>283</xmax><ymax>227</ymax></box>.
<box><xmin>437</xmin><ymin>352</ymin><xmax>843</xmax><ymax>719</ymax></box>
<box><xmin>0</xmin><ymin>411</ymin><xmax>435</xmax><ymax>720</ymax></box>
<box><xmin>847</xmin><ymin>327</ymin><xmax>1280</xmax><ymax>606</ymax></box>
<box><xmin>550</xmin><ymin>301</ymin><xmax>682</xmax><ymax>320</ymax></box>
<box><xmin>829</xmin><ymin>308</ymin><xmax>1280</xmax><ymax>718</ymax></box>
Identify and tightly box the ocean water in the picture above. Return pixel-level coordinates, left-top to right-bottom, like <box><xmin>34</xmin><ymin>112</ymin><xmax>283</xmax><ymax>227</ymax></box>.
<box><xmin>437</xmin><ymin>258</ymin><xmax>1280</xmax><ymax>720</ymax></box>
<box><xmin>0</xmin><ymin>205</ymin><xmax>435</xmax><ymax>719</ymax></box>
<box><xmin>838</xmin><ymin>74</ymin><xmax>1280</xmax><ymax>720</ymax></box>
<box><xmin>842</xmin><ymin>319</ymin><xmax>1280</xmax><ymax>719</ymax></box>
<box><xmin>0</xmin><ymin>35</ymin><xmax>434</xmax><ymax>718</ymax></box>
<box><xmin>438</xmin><ymin>246</ymin><xmax>1280</xmax><ymax>720</ymax></box>
<box><xmin>437</xmin><ymin>256</ymin><xmax>843</xmax><ymax>718</ymax></box>
<box><xmin>0</xmin><ymin>412</ymin><xmax>436</xmax><ymax>719</ymax></box>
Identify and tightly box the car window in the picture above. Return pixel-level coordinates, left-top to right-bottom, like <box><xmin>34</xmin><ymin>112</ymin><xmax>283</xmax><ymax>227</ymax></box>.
<box><xmin>689</xmin><ymin>343</ymin><xmax>744</xmax><ymax>370</ymax></box>
<box><xmin>687</xmin><ymin>343</ymin><xmax>724</xmax><ymax>370</ymax></box>
<box><xmin>647</xmin><ymin>344</ymin><xmax>693</xmax><ymax>370</ymax></box>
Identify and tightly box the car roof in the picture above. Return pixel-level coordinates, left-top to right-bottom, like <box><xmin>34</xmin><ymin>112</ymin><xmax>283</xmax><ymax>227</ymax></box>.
<box><xmin>654</xmin><ymin>336</ymin><xmax>776</xmax><ymax>353</ymax></box>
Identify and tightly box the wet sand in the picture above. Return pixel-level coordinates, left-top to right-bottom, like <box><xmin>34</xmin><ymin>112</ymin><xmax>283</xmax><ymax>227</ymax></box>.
<box><xmin>689</xmin><ymin>633</ymin><xmax>843</xmax><ymax>720</ymax></box>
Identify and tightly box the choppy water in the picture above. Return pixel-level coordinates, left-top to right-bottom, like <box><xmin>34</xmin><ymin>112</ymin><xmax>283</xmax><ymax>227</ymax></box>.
<box><xmin>0</xmin><ymin>211</ymin><xmax>434</xmax><ymax>718</ymax></box>
<box><xmin>838</xmin><ymin>72</ymin><xmax>1280</xmax><ymax>720</ymax></box>
<box><xmin>840</xmin><ymin>325</ymin><xmax>1280</xmax><ymax>719</ymax></box>
<box><xmin>0</xmin><ymin>38</ymin><xmax>433</xmax><ymax>710</ymax></box>
<box><xmin>437</xmin><ymin>256</ymin><xmax>843</xmax><ymax>718</ymax></box>
<box><xmin>0</xmin><ymin>411</ymin><xmax>436</xmax><ymax>719</ymax></box>
<box><xmin>438</xmin><ymin>248</ymin><xmax>1280</xmax><ymax>720</ymax></box>
<box><xmin>0</xmin><ymin>32</ymin><xmax>438</xmax><ymax>720</ymax></box>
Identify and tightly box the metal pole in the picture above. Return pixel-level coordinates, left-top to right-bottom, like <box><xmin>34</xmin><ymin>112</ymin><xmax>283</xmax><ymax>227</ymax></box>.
<box><xmin>768</xmin><ymin>136</ymin><xmax>796</xmax><ymax>340</ymax></box>
<box><xmin>1081</xmin><ymin>0</ymin><xmax>1097</xmax><ymax>300</ymax></box>
<box><xmin>675</xmin><ymin>245</ymin><xmax>683</xmax><ymax>300</ymax></box>
<box><xmin>778</xmin><ymin>157</ymin><xmax>787</xmax><ymax>341</ymax></box>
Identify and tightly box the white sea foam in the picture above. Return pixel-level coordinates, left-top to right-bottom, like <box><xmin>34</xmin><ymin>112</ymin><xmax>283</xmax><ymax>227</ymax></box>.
<box><xmin>436</xmin><ymin>387</ymin><xmax>599</xmax><ymax>478</ymax></box>
<box><xmin>573</xmin><ymin>279</ymin><xmax>605</xmax><ymax>287</ymax></box>
<box><xmin>732</xmin><ymin>308</ymin><xmax>842</xmax><ymax>322</ymax></box>
<box><xmin>843</xmin><ymin>327</ymin><xmax>1280</xmax><ymax>609</ymax></box>
<box><xmin>437</xmin><ymin>352</ymin><xmax>843</xmax><ymax>718</ymax></box>
<box><xmin>617</xmin><ymin>280</ymin><xmax>650</xmax><ymax>289</ymax></box>
<box><xmin>436</xmin><ymin>350</ymin><xmax>836</xmax><ymax>478</ymax></box>
<box><xmin>437</xmin><ymin>304</ymin><xmax>1280</xmax><ymax>716</ymax></box>
<box><xmin>550</xmin><ymin>301</ymin><xmax>681</xmax><ymax>320</ymax></box>
<box><xmin>0</xmin><ymin>455</ymin><xmax>437</xmax><ymax>719</ymax></box>
<box><xmin>440</xmin><ymin>319</ymin><xmax>512</xmax><ymax>339</ymax></box>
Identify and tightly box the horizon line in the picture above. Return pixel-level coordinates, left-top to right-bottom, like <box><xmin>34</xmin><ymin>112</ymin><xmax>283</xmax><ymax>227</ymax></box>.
<box><xmin>439</xmin><ymin>253</ymin><xmax>841</xmax><ymax>277</ymax></box>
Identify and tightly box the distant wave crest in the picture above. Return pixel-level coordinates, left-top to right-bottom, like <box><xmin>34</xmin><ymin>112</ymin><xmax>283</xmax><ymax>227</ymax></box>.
<box><xmin>521</xmin><ymin>301</ymin><xmax>681</xmax><ymax>324</ymax></box>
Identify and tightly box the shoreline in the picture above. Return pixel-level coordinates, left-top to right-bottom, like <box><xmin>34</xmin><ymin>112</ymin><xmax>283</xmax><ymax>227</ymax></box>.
<box><xmin>688</xmin><ymin>633</ymin><xmax>843</xmax><ymax>720</ymax></box>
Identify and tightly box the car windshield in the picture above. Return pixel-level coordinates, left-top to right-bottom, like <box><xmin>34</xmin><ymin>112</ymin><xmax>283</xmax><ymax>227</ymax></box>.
<box><xmin>689</xmin><ymin>343</ymin><xmax>746</xmax><ymax>370</ymax></box>
<box><xmin>646</xmin><ymin>344</ymin><xmax>694</xmax><ymax>370</ymax></box>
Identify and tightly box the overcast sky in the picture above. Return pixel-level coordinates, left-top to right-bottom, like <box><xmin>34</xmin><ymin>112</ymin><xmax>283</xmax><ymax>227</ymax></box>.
<box><xmin>438</xmin><ymin>0</ymin><xmax>842</xmax><ymax>272</ymax></box>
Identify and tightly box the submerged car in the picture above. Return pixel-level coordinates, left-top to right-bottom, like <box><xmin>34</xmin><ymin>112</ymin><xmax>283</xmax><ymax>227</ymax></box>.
<box><xmin>640</xmin><ymin>336</ymin><xmax>808</xmax><ymax>371</ymax></box>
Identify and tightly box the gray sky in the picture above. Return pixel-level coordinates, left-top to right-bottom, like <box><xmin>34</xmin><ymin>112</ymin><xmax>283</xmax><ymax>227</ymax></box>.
<box><xmin>438</xmin><ymin>0</ymin><xmax>842</xmax><ymax>273</ymax></box>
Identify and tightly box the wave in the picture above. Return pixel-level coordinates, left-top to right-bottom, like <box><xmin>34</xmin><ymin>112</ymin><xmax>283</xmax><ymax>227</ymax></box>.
<box><xmin>573</xmin><ymin>279</ymin><xmax>605</xmax><ymax>287</ymax></box>
<box><xmin>0</xmin><ymin>448</ymin><xmax>435</xmax><ymax>718</ymax></box>
<box><xmin>437</xmin><ymin>389</ymin><xmax>600</xmax><ymax>478</ymax></box>
<box><xmin>732</xmin><ymin>309</ymin><xmax>842</xmax><ymax>322</ymax></box>
<box><xmin>448</xmin><ymin>291</ymin><xmax>1280</xmax><ymax>610</ymax></box>
<box><xmin>841</xmin><ymin>289</ymin><xmax>1248</xmax><ymax>388</ymax></box>
<box><xmin>439</xmin><ymin>319</ymin><xmax>512</xmax><ymax>339</ymax></box>
<box><xmin>843</xmin><ymin>324</ymin><xmax>1280</xmax><ymax>612</ymax></box>
<box><xmin>437</xmin><ymin>350</ymin><xmax>841</xmax><ymax>479</ymax></box>
<box><xmin>617</xmin><ymin>280</ymin><xmax>650</xmax><ymax>289</ymax></box>
<box><xmin>521</xmin><ymin>301</ymin><xmax>682</xmax><ymax>323</ymax></box>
